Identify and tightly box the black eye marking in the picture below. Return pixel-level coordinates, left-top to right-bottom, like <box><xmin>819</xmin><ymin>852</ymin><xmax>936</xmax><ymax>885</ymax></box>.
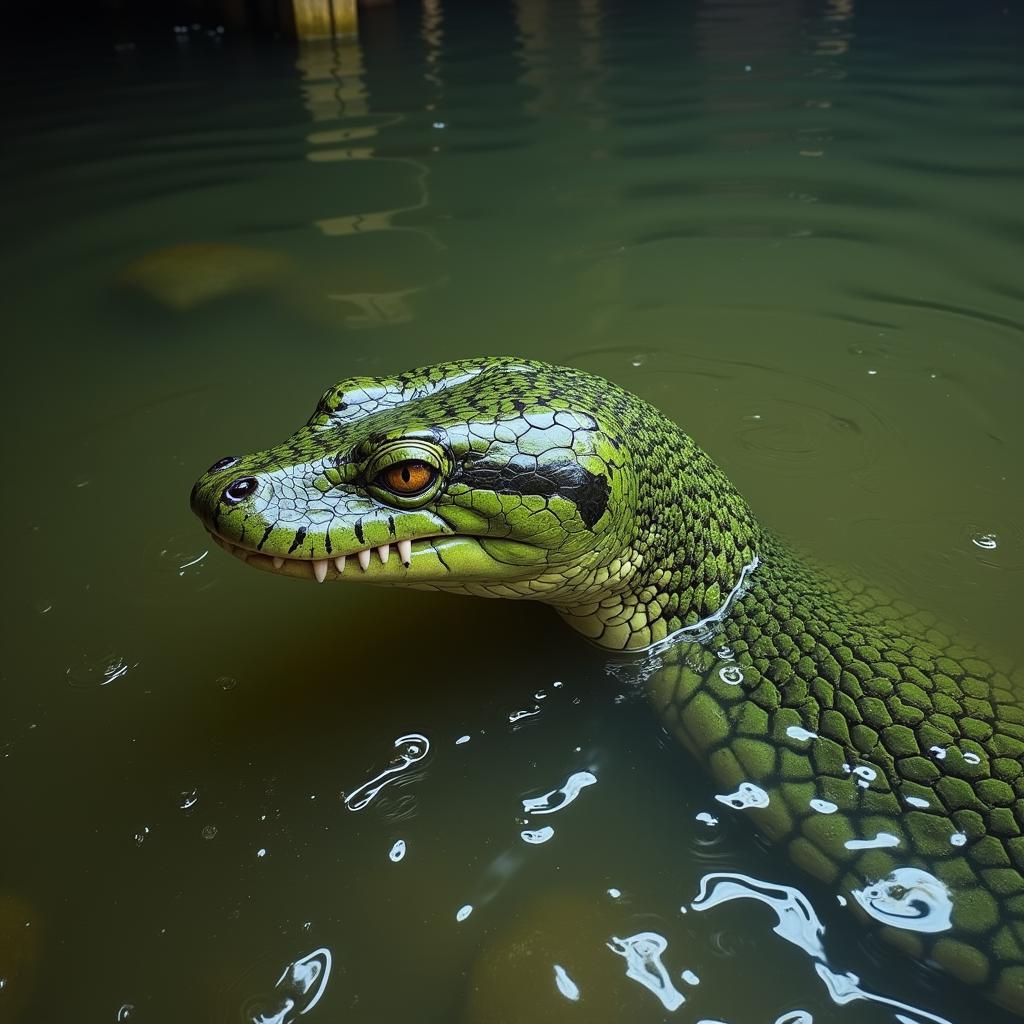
<box><xmin>453</xmin><ymin>457</ymin><xmax>610</xmax><ymax>529</ymax></box>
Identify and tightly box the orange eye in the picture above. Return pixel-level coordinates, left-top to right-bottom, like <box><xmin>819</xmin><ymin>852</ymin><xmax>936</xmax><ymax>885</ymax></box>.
<box><xmin>379</xmin><ymin>461</ymin><xmax>436</xmax><ymax>495</ymax></box>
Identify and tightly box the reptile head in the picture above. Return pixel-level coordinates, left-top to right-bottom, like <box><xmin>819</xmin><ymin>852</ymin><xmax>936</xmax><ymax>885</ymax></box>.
<box><xmin>191</xmin><ymin>357</ymin><xmax>760</xmax><ymax>649</ymax></box>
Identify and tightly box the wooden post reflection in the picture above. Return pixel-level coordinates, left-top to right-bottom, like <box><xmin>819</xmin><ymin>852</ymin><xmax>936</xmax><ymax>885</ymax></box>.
<box><xmin>293</xmin><ymin>0</ymin><xmax>358</xmax><ymax>40</ymax></box>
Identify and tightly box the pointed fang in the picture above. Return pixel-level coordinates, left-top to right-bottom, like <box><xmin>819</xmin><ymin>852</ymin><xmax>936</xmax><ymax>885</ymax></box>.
<box><xmin>377</xmin><ymin>544</ymin><xmax>390</xmax><ymax>564</ymax></box>
<box><xmin>357</xmin><ymin>548</ymin><xmax>371</xmax><ymax>572</ymax></box>
<box><xmin>334</xmin><ymin>555</ymin><xmax>346</xmax><ymax>573</ymax></box>
<box><xmin>397</xmin><ymin>539</ymin><xmax>412</xmax><ymax>567</ymax></box>
<box><xmin>273</xmin><ymin>556</ymin><xmax>285</xmax><ymax>569</ymax></box>
<box><xmin>313</xmin><ymin>559</ymin><xmax>329</xmax><ymax>583</ymax></box>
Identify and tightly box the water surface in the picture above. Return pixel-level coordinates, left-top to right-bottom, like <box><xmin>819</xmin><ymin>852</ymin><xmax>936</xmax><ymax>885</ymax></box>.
<box><xmin>1</xmin><ymin>1</ymin><xmax>1023</xmax><ymax>1021</ymax></box>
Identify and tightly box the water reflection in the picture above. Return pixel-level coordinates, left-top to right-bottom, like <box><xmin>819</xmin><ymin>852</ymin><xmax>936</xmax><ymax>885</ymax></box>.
<box><xmin>692</xmin><ymin>872</ymin><xmax>954</xmax><ymax>1023</ymax></box>
<box><xmin>295</xmin><ymin>35</ymin><xmax>442</xmax><ymax>327</ymax></box>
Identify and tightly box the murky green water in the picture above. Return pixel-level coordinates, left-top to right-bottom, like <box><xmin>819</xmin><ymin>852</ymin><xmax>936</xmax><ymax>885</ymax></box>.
<box><xmin>2</xmin><ymin>1</ymin><xmax>1023</xmax><ymax>1021</ymax></box>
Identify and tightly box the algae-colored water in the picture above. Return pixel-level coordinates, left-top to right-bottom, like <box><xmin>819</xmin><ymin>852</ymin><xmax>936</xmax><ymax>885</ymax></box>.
<box><xmin>1</xmin><ymin>1</ymin><xmax>1022</xmax><ymax>1021</ymax></box>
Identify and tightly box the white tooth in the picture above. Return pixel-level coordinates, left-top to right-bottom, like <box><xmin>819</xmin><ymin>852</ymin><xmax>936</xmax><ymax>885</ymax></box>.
<box><xmin>377</xmin><ymin>544</ymin><xmax>390</xmax><ymax>564</ymax></box>
<box><xmin>273</xmin><ymin>556</ymin><xmax>285</xmax><ymax>569</ymax></box>
<box><xmin>357</xmin><ymin>548</ymin><xmax>371</xmax><ymax>572</ymax></box>
<box><xmin>312</xmin><ymin>559</ymin><xmax>329</xmax><ymax>583</ymax></box>
<box><xmin>334</xmin><ymin>555</ymin><xmax>346</xmax><ymax>573</ymax></box>
<box><xmin>397</xmin><ymin>539</ymin><xmax>412</xmax><ymax>566</ymax></box>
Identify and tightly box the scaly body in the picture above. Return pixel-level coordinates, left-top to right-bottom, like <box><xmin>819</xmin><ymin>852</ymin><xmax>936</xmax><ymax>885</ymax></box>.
<box><xmin>191</xmin><ymin>357</ymin><xmax>1024</xmax><ymax>1014</ymax></box>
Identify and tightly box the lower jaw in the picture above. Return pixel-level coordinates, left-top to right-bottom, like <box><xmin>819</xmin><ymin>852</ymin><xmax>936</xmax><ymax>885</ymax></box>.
<box><xmin>208</xmin><ymin>531</ymin><xmax>435</xmax><ymax>582</ymax></box>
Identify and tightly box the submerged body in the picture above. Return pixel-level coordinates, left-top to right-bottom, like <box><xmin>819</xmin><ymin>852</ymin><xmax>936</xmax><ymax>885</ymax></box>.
<box><xmin>191</xmin><ymin>357</ymin><xmax>1024</xmax><ymax>1015</ymax></box>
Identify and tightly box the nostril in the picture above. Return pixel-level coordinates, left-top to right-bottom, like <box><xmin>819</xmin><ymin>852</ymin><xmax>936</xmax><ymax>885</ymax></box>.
<box><xmin>222</xmin><ymin>477</ymin><xmax>258</xmax><ymax>505</ymax></box>
<box><xmin>209</xmin><ymin>456</ymin><xmax>240</xmax><ymax>473</ymax></box>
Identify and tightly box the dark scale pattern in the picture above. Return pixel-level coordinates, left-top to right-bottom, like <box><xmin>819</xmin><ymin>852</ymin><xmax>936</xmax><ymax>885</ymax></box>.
<box><xmin>191</xmin><ymin>356</ymin><xmax>1024</xmax><ymax>1014</ymax></box>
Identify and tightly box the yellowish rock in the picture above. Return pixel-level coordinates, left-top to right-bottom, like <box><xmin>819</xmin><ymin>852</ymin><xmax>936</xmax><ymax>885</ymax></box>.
<box><xmin>120</xmin><ymin>243</ymin><xmax>291</xmax><ymax>311</ymax></box>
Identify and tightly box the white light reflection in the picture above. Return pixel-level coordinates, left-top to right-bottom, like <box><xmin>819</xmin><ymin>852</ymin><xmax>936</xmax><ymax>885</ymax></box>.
<box><xmin>607</xmin><ymin>932</ymin><xmax>686</xmax><ymax>1011</ymax></box>
<box><xmin>509</xmin><ymin>707</ymin><xmax>541</xmax><ymax>723</ymax></box>
<box><xmin>553</xmin><ymin>964</ymin><xmax>580</xmax><ymax>1001</ymax></box>
<box><xmin>522</xmin><ymin>771</ymin><xmax>597</xmax><ymax>814</ymax></box>
<box><xmin>815</xmin><ymin>963</ymin><xmax>952</xmax><ymax>1024</ymax></box>
<box><xmin>521</xmin><ymin>826</ymin><xmax>555</xmax><ymax>845</ymax></box>
<box><xmin>693</xmin><ymin>873</ymin><xmax>825</xmax><ymax>959</ymax></box>
<box><xmin>691</xmin><ymin>872</ymin><xmax>953</xmax><ymax>1024</ymax></box>
<box><xmin>851</xmin><ymin>868</ymin><xmax>953</xmax><ymax>934</ymax></box>
<box><xmin>388</xmin><ymin>840</ymin><xmax>406</xmax><ymax>862</ymax></box>
<box><xmin>844</xmin><ymin>832</ymin><xmax>900</xmax><ymax>851</ymax></box>
<box><xmin>250</xmin><ymin>948</ymin><xmax>332</xmax><ymax>1024</ymax></box>
<box><xmin>786</xmin><ymin>726</ymin><xmax>818</xmax><ymax>742</ymax></box>
<box><xmin>714</xmin><ymin>782</ymin><xmax>770</xmax><ymax>810</ymax></box>
<box><xmin>343</xmin><ymin>733</ymin><xmax>429</xmax><ymax>811</ymax></box>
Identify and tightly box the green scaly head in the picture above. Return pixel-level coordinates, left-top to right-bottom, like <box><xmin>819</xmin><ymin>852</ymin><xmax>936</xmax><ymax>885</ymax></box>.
<box><xmin>190</xmin><ymin>357</ymin><xmax>762</xmax><ymax>649</ymax></box>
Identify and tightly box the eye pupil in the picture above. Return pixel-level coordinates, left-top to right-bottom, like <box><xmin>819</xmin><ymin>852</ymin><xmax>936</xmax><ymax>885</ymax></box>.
<box><xmin>380</xmin><ymin>460</ymin><xmax>436</xmax><ymax>496</ymax></box>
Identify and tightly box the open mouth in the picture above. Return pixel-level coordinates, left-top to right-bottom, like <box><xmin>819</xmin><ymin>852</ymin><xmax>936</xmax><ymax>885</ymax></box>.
<box><xmin>207</xmin><ymin>531</ymin><xmax>451</xmax><ymax>582</ymax></box>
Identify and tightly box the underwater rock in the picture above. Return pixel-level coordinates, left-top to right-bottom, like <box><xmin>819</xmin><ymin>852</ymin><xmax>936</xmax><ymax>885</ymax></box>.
<box><xmin>119</xmin><ymin>243</ymin><xmax>291</xmax><ymax>311</ymax></box>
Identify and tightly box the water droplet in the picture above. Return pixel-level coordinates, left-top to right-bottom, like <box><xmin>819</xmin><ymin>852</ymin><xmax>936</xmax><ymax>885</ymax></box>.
<box><xmin>844</xmin><ymin>832</ymin><xmax>900</xmax><ymax>851</ymax></box>
<box><xmin>904</xmin><ymin>796</ymin><xmax>930</xmax><ymax>809</ymax></box>
<box><xmin>456</xmin><ymin>904</ymin><xmax>473</xmax><ymax>922</ymax></box>
<box><xmin>66</xmin><ymin>653</ymin><xmax>134</xmax><ymax>688</ymax></box>
<box><xmin>962</xmin><ymin>751</ymin><xmax>981</xmax><ymax>766</ymax></box>
<box><xmin>553</xmin><ymin>681</ymin><xmax>563</xmax><ymax>688</ymax></box>
<box><xmin>809</xmin><ymin>799</ymin><xmax>838</xmax><ymax>814</ymax></box>
<box><xmin>950</xmin><ymin>832</ymin><xmax>967</xmax><ymax>847</ymax></box>
<box><xmin>607</xmin><ymin>932</ymin><xmax>685</xmax><ymax>1011</ymax></box>
<box><xmin>455</xmin><ymin>735</ymin><xmax>471</xmax><ymax>745</ymax></box>
<box><xmin>718</xmin><ymin>666</ymin><xmax>744</xmax><ymax>686</ymax></box>
<box><xmin>607</xmin><ymin>888</ymin><xmax>622</xmax><ymax>898</ymax></box>
<box><xmin>179</xmin><ymin>789</ymin><xmax>199</xmax><ymax>811</ymax></box>
<box><xmin>929</xmin><ymin>745</ymin><xmax>947</xmax><ymax>761</ymax></box>
<box><xmin>117</xmin><ymin>1005</ymin><xmax>134</xmax><ymax>1021</ymax></box>
<box><xmin>696</xmin><ymin>811</ymin><xmax>719</xmax><ymax>826</ymax></box>
<box><xmin>256</xmin><ymin>848</ymin><xmax>267</xmax><ymax>858</ymax></box>
<box><xmin>217</xmin><ymin>675</ymin><xmax>238</xmax><ymax>691</ymax></box>
<box><xmin>344</xmin><ymin>733</ymin><xmax>430</xmax><ymax>812</ymax></box>
<box><xmin>630</xmin><ymin>355</ymin><xmax>646</xmax><ymax>368</ymax></box>
<box><xmin>714</xmin><ymin>782</ymin><xmax>769</xmax><ymax>810</ymax></box>
<box><xmin>133</xmin><ymin>826</ymin><xmax>150</xmax><ymax>846</ymax></box>
<box><xmin>852</xmin><ymin>868</ymin><xmax>952</xmax><ymax>933</ymax></box>
<box><xmin>201</xmin><ymin>825</ymin><xmax>218</xmax><ymax>840</ymax></box>
<box><xmin>972</xmin><ymin>533</ymin><xmax>998</xmax><ymax>550</ymax></box>
<box><xmin>786</xmin><ymin>725</ymin><xmax>818</xmax><ymax>742</ymax></box>
<box><xmin>522</xmin><ymin>771</ymin><xmax>597</xmax><ymax>815</ymax></box>
<box><xmin>389</xmin><ymin>840</ymin><xmax>406</xmax><ymax>862</ymax></box>
<box><xmin>553</xmin><ymin>964</ymin><xmax>580</xmax><ymax>1001</ymax></box>
<box><xmin>681</xmin><ymin>969</ymin><xmax>700</xmax><ymax>986</ymax></box>
<box><xmin>521</xmin><ymin>826</ymin><xmax>555</xmax><ymax>845</ymax></box>
<box><xmin>843</xmin><ymin>762</ymin><xmax>878</xmax><ymax>787</ymax></box>
<box><xmin>509</xmin><ymin>707</ymin><xmax>541</xmax><ymax>723</ymax></box>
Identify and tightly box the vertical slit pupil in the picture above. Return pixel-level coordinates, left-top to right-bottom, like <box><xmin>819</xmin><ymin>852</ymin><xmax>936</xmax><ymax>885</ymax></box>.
<box><xmin>402</xmin><ymin>467</ymin><xmax>411</xmax><ymax>482</ymax></box>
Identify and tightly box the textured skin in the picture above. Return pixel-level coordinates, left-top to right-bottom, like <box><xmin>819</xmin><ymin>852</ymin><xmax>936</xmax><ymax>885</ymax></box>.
<box><xmin>191</xmin><ymin>357</ymin><xmax>1024</xmax><ymax>1014</ymax></box>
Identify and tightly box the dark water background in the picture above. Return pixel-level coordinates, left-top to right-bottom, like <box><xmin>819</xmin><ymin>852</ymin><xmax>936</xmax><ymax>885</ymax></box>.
<box><xmin>1</xmin><ymin>0</ymin><xmax>1023</xmax><ymax>1021</ymax></box>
